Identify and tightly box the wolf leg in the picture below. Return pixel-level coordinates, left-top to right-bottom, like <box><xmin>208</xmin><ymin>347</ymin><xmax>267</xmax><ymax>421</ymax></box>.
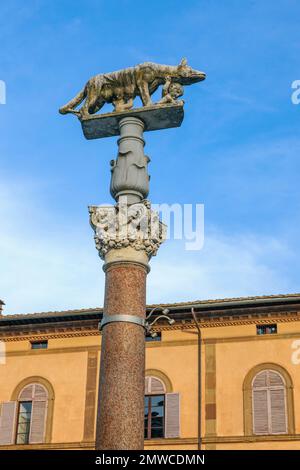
<box><xmin>137</xmin><ymin>81</ymin><xmax>152</xmax><ymax>107</ymax></box>
<box><xmin>113</xmin><ymin>97</ymin><xmax>133</xmax><ymax>113</ymax></box>
<box><xmin>79</xmin><ymin>84</ymin><xmax>100</xmax><ymax>117</ymax></box>
<box><xmin>89</xmin><ymin>98</ymin><xmax>105</xmax><ymax>115</ymax></box>
<box><xmin>123</xmin><ymin>98</ymin><xmax>134</xmax><ymax>110</ymax></box>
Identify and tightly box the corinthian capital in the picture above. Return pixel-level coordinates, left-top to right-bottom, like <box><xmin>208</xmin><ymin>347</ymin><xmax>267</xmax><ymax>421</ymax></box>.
<box><xmin>89</xmin><ymin>200</ymin><xmax>166</xmax><ymax>261</ymax></box>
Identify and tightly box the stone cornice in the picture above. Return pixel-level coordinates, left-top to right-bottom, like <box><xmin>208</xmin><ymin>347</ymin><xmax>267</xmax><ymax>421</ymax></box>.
<box><xmin>0</xmin><ymin>434</ymin><xmax>300</xmax><ymax>450</ymax></box>
<box><xmin>0</xmin><ymin>312</ymin><xmax>300</xmax><ymax>347</ymax></box>
<box><xmin>0</xmin><ymin>311</ymin><xmax>300</xmax><ymax>342</ymax></box>
<box><xmin>151</xmin><ymin>311</ymin><xmax>300</xmax><ymax>331</ymax></box>
<box><xmin>203</xmin><ymin>433</ymin><xmax>300</xmax><ymax>444</ymax></box>
<box><xmin>0</xmin><ymin>329</ymin><xmax>100</xmax><ymax>342</ymax></box>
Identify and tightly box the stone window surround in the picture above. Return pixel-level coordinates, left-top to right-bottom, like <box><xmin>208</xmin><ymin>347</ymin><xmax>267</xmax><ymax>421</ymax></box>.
<box><xmin>11</xmin><ymin>376</ymin><xmax>55</xmax><ymax>444</ymax></box>
<box><xmin>243</xmin><ymin>363</ymin><xmax>295</xmax><ymax>436</ymax></box>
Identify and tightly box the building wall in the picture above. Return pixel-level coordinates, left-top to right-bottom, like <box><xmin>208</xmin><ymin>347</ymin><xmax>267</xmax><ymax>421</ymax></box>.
<box><xmin>0</xmin><ymin>336</ymin><xmax>96</xmax><ymax>444</ymax></box>
<box><xmin>203</xmin><ymin>320</ymin><xmax>300</xmax><ymax>449</ymax></box>
<box><xmin>1</xmin><ymin>316</ymin><xmax>300</xmax><ymax>450</ymax></box>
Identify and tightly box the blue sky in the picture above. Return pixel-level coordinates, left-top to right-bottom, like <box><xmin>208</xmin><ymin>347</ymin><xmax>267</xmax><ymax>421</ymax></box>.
<box><xmin>0</xmin><ymin>0</ymin><xmax>299</xmax><ymax>314</ymax></box>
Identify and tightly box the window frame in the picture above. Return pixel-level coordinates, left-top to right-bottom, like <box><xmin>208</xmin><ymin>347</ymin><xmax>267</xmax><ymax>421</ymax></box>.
<box><xmin>11</xmin><ymin>378</ymin><xmax>54</xmax><ymax>445</ymax></box>
<box><xmin>30</xmin><ymin>340</ymin><xmax>48</xmax><ymax>350</ymax></box>
<box><xmin>15</xmin><ymin>400</ymin><xmax>32</xmax><ymax>444</ymax></box>
<box><xmin>256</xmin><ymin>324</ymin><xmax>277</xmax><ymax>336</ymax></box>
<box><xmin>145</xmin><ymin>332</ymin><xmax>162</xmax><ymax>342</ymax></box>
<box><xmin>144</xmin><ymin>394</ymin><xmax>165</xmax><ymax>440</ymax></box>
<box><xmin>251</xmin><ymin>370</ymin><xmax>288</xmax><ymax>435</ymax></box>
<box><xmin>243</xmin><ymin>363</ymin><xmax>295</xmax><ymax>436</ymax></box>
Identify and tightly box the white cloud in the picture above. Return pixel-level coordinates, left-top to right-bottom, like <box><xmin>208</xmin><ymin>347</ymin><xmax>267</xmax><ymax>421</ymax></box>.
<box><xmin>0</xmin><ymin>177</ymin><xmax>104</xmax><ymax>315</ymax></box>
<box><xmin>148</xmin><ymin>232</ymin><xmax>291</xmax><ymax>304</ymax></box>
<box><xmin>0</xmin><ymin>176</ymin><xmax>295</xmax><ymax>315</ymax></box>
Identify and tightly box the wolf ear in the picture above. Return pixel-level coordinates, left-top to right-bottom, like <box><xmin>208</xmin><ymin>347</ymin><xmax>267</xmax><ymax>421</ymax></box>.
<box><xmin>179</xmin><ymin>57</ymin><xmax>188</xmax><ymax>67</ymax></box>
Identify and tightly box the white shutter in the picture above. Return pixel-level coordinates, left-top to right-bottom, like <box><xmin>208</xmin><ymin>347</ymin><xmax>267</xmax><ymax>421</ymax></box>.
<box><xmin>0</xmin><ymin>401</ymin><xmax>17</xmax><ymax>445</ymax></box>
<box><xmin>269</xmin><ymin>371</ymin><xmax>284</xmax><ymax>387</ymax></box>
<box><xmin>253</xmin><ymin>371</ymin><xmax>267</xmax><ymax>388</ymax></box>
<box><xmin>252</xmin><ymin>370</ymin><xmax>288</xmax><ymax>436</ymax></box>
<box><xmin>165</xmin><ymin>393</ymin><xmax>180</xmax><ymax>438</ymax></box>
<box><xmin>33</xmin><ymin>384</ymin><xmax>47</xmax><ymax>401</ymax></box>
<box><xmin>29</xmin><ymin>400</ymin><xmax>47</xmax><ymax>444</ymax></box>
<box><xmin>270</xmin><ymin>388</ymin><xmax>287</xmax><ymax>434</ymax></box>
<box><xmin>253</xmin><ymin>389</ymin><xmax>269</xmax><ymax>434</ymax></box>
<box><xmin>145</xmin><ymin>377</ymin><xmax>150</xmax><ymax>394</ymax></box>
<box><xmin>145</xmin><ymin>377</ymin><xmax>166</xmax><ymax>395</ymax></box>
<box><xmin>150</xmin><ymin>377</ymin><xmax>165</xmax><ymax>394</ymax></box>
<box><xmin>19</xmin><ymin>384</ymin><xmax>34</xmax><ymax>401</ymax></box>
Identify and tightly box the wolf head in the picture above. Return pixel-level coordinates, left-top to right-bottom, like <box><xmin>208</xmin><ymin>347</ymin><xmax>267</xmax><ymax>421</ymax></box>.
<box><xmin>176</xmin><ymin>58</ymin><xmax>206</xmax><ymax>85</ymax></box>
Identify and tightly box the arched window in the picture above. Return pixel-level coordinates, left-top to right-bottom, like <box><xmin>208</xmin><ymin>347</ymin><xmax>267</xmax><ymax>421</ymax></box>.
<box><xmin>144</xmin><ymin>374</ymin><xmax>180</xmax><ymax>439</ymax></box>
<box><xmin>243</xmin><ymin>364</ymin><xmax>295</xmax><ymax>436</ymax></box>
<box><xmin>16</xmin><ymin>383</ymin><xmax>48</xmax><ymax>444</ymax></box>
<box><xmin>0</xmin><ymin>377</ymin><xmax>54</xmax><ymax>445</ymax></box>
<box><xmin>252</xmin><ymin>370</ymin><xmax>287</xmax><ymax>435</ymax></box>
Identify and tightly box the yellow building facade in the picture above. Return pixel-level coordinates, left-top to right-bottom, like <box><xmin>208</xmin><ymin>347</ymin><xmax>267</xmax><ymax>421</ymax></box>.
<box><xmin>0</xmin><ymin>293</ymin><xmax>300</xmax><ymax>450</ymax></box>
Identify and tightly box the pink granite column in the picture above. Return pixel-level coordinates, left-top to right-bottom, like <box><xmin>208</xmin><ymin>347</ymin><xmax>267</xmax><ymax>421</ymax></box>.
<box><xmin>95</xmin><ymin>261</ymin><xmax>147</xmax><ymax>450</ymax></box>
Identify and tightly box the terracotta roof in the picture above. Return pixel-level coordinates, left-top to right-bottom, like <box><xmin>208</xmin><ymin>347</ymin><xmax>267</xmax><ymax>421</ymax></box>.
<box><xmin>148</xmin><ymin>293</ymin><xmax>300</xmax><ymax>308</ymax></box>
<box><xmin>1</xmin><ymin>293</ymin><xmax>300</xmax><ymax>321</ymax></box>
<box><xmin>0</xmin><ymin>307</ymin><xmax>102</xmax><ymax>321</ymax></box>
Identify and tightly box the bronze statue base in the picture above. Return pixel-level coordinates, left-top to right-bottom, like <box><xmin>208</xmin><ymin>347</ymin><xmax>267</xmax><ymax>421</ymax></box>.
<box><xmin>80</xmin><ymin>102</ymin><xmax>184</xmax><ymax>139</ymax></box>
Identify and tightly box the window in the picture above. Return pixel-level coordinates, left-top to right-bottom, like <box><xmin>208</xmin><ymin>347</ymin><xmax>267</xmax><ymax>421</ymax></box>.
<box><xmin>30</xmin><ymin>340</ymin><xmax>48</xmax><ymax>349</ymax></box>
<box><xmin>15</xmin><ymin>383</ymin><xmax>48</xmax><ymax>444</ymax></box>
<box><xmin>16</xmin><ymin>401</ymin><xmax>32</xmax><ymax>444</ymax></box>
<box><xmin>144</xmin><ymin>375</ymin><xmax>180</xmax><ymax>439</ymax></box>
<box><xmin>146</xmin><ymin>332</ymin><xmax>161</xmax><ymax>342</ymax></box>
<box><xmin>256</xmin><ymin>324</ymin><xmax>277</xmax><ymax>335</ymax></box>
<box><xmin>252</xmin><ymin>370</ymin><xmax>287</xmax><ymax>435</ymax></box>
<box><xmin>243</xmin><ymin>364</ymin><xmax>295</xmax><ymax>436</ymax></box>
<box><xmin>0</xmin><ymin>379</ymin><xmax>53</xmax><ymax>445</ymax></box>
<box><xmin>144</xmin><ymin>395</ymin><xmax>165</xmax><ymax>439</ymax></box>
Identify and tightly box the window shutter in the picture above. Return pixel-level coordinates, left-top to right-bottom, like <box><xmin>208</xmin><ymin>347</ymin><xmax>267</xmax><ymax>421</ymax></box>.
<box><xmin>33</xmin><ymin>384</ymin><xmax>47</xmax><ymax>401</ymax></box>
<box><xmin>150</xmin><ymin>377</ymin><xmax>165</xmax><ymax>394</ymax></box>
<box><xmin>253</xmin><ymin>371</ymin><xmax>267</xmax><ymax>388</ymax></box>
<box><xmin>29</xmin><ymin>400</ymin><xmax>47</xmax><ymax>444</ymax></box>
<box><xmin>252</xmin><ymin>369</ymin><xmax>288</xmax><ymax>436</ymax></box>
<box><xmin>19</xmin><ymin>384</ymin><xmax>34</xmax><ymax>401</ymax></box>
<box><xmin>165</xmin><ymin>393</ymin><xmax>180</xmax><ymax>438</ymax></box>
<box><xmin>270</xmin><ymin>388</ymin><xmax>287</xmax><ymax>434</ymax></box>
<box><xmin>145</xmin><ymin>376</ymin><xmax>166</xmax><ymax>395</ymax></box>
<box><xmin>0</xmin><ymin>401</ymin><xmax>17</xmax><ymax>445</ymax></box>
<box><xmin>269</xmin><ymin>371</ymin><xmax>284</xmax><ymax>387</ymax></box>
<box><xmin>145</xmin><ymin>377</ymin><xmax>150</xmax><ymax>394</ymax></box>
<box><xmin>252</xmin><ymin>389</ymin><xmax>269</xmax><ymax>434</ymax></box>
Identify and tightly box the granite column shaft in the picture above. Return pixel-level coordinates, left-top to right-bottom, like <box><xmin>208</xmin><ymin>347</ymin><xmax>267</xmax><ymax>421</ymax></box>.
<box><xmin>95</xmin><ymin>260</ymin><xmax>147</xmax><ymax>449</ymax></box>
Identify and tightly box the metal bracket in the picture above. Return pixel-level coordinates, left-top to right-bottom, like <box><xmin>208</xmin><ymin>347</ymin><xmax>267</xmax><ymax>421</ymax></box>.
<box><xmin>99</xmin><ymin>314</ymin><xmax>146</xmax><ymax>331</ymax></box>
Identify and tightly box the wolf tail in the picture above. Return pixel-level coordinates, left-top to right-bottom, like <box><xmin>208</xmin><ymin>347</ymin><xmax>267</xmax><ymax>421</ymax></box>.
<box><xmin>59</xmin><ymin>85</ymin><xmax>87</xmax><ymax>114</ymax></box>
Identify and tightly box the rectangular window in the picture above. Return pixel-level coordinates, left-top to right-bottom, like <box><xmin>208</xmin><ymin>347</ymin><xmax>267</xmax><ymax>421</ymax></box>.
<box><xmin>30</xmin><ymin>340</ymin><xmax>48</xmax><ymax>349</ymax></box>
<box><xmin>144</xmin><ymin>395</ymin><xmax>165</xmax><ymax>439</ymax></box>
<box><xmin>145</xmin><ymin>332</ymin><xmax>161</xmax><ymax>342</ymax></box>
<box><xmin>16</xmin><ymin>401</ymin><xmax>32</xmax><ymax>444</ymax></box>
<box><xmin>256</xmin><ymin>324</ymin><xmax>277</xmax><ymax>335</ymax></box>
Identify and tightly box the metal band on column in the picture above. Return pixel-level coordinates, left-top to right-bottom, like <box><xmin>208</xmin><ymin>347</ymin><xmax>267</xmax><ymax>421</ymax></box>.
<box><xmin>99</xmin><ymin>314</ymin><xmax>146</xmax><ymax>331</ymax></box>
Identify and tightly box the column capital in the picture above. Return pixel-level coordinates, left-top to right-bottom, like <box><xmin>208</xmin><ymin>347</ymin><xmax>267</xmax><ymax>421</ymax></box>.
<box><xmin>89</xmin><ymin>199</ymin><xmax>166</xmax><ymax>265</ymax></box>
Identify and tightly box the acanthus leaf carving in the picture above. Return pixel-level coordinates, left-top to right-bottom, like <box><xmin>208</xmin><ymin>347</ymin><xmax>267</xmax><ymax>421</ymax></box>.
<box><xmin>89</xmin><ymin>200</ymin><xmax>166</xmax><ymax>260</ymax></box>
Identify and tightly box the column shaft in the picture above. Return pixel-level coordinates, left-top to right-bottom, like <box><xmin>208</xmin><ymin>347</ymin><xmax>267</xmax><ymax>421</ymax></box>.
<box><xmin>95</xmin><ymin>262</ymin><xmax>147</xmax><ymax>450</ymax></box>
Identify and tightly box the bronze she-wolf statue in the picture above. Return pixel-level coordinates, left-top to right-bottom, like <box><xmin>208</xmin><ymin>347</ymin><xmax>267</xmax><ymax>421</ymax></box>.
<box><xmin>59</xmin><ymin>58</ymin><xmax>206</xmax><ymax>117</ymax></box>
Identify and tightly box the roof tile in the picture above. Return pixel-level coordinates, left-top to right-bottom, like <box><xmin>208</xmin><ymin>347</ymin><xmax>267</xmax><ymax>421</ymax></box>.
<box><xmin>1</xmin><ymin>293</ymin><xmax>300</xmax><ymax>320</ymax></box>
